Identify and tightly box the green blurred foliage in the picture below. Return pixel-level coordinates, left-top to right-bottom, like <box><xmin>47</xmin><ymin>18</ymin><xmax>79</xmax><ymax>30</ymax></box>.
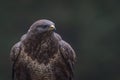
<box><xmin>0</xmin><ymin>0</ymin><xmax>120</xmax><ymax>80</ymax></box>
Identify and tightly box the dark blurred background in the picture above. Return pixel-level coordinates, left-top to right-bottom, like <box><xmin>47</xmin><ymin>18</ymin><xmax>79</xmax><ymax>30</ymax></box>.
<box><xmin>0</xmin><ymin>0</ymin><xmax>120</xmax><ymax>80</ymax></box>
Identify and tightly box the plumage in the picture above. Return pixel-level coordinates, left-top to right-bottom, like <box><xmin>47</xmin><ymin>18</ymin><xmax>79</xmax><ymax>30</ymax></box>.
<box><xmin>10</xmin><ymin>19</ymin><xmax>76</xmax><ymax>80</ymax></box>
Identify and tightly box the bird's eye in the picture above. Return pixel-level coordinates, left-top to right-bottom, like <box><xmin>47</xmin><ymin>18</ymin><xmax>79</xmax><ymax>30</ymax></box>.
<box><xmin>36</xmin><ymin>25</ymin><xmax>48</xmax><ymax>29</ymax></box>
<box><xmin>42</xmin><ymin>25</ymin><xmax>48</xmax><ymax>29</ymax></box>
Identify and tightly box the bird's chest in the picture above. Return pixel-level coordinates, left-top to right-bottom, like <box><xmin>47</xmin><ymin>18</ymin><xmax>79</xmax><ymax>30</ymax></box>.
<box><xmin>32</xmin><ymin>41</ymin><xmax>59</xmax><ymax>63</ymax></box>
<box><xmin>19</xmin><ymin>49</ymin><xmax>61</xmax><ymax>80</ymax></box>
<box><xmin>27</xmin><ymin>59</ymin><xmax>55</xmax><ymax>80</ymax></box>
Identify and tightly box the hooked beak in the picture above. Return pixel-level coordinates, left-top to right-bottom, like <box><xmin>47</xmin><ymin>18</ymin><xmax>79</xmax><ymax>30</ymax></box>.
<box><xmin>49</xmin><ymin>25</ymin><xmax>56</xmax><ymax>31</ymax></box>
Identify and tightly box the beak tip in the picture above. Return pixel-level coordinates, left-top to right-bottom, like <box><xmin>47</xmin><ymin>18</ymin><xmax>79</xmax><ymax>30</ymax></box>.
<box><xmin>49</xmin><ymin>25</ymin><xmax>56</xmax><ymax>31</ymax></box>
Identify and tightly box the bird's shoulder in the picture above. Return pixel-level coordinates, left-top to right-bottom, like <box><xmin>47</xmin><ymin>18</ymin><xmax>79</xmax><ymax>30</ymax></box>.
<box><xmin>10</xmin><ymin>41</ymin><xmax>22</xmax><ymax>62</ymax></box>
<box><xmin>53</xmin><ymin>32</ymin><xmax>76</xmax><ymax>62</ymax></box>
<box><xmin>58</xmin><ymin>39</ymin><xmax>76</xmax><ymax>79</ymax></box>
<box><xmin>59</xmin><ymin>40</ymin><xmax>76</xmax><ymax>62</ymax></box>
<box><xmin>53</xmin><ymin>32</ymin><xmax>62</xmax><ymax>41</ymax></box>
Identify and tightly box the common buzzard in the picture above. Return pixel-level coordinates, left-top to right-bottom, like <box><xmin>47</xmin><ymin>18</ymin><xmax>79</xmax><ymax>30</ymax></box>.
<box><xmin>10</xmin><ymin>19</ymin><xmax>76</xmax><ymax>80</ymax></box>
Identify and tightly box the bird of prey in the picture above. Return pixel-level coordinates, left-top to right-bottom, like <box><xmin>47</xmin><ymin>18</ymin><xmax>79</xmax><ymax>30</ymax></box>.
<box><xmin>10</xmin><ymin>19</ymin><xmax>76</xmax><ymax>80</ymax></box>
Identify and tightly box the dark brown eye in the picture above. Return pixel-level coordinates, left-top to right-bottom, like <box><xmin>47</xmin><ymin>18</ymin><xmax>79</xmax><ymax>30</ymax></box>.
<box><xmin>42</xmin><ymin>25</ymin><xmax>48</xmax><ymax>29</ymax></box>
<box><xmin>36</xmin><ymin>25</ymin><xmax>48</xmax><ymax>29</ymax></box>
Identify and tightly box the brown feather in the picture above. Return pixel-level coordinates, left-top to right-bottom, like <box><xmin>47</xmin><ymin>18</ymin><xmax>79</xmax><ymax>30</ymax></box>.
<box><xmin>10</xmin><ymin>19</ymin><xmax>76</xmax><ymax>80</ymax></box>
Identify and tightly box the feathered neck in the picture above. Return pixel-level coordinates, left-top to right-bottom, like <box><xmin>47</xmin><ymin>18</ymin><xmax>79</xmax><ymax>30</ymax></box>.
<box><xmin>21</xmin><ymin>32</ymin><xmax>60</xmax><ymax>64</ymax></box>
<box><xmin>26</xmin><ymin>31</ymin><xmax>53</xmax><ymax>40</ymax></box>
<box><xmin>22</xmin><ymin>31</ymin><xmax>54</xmax><ymax>47</ymax></box>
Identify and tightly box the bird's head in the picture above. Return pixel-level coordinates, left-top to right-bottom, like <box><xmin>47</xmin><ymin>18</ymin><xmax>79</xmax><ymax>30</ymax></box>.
<box><xmin>28</xmin><ymin>19</ymin><xmax>56</xmax><ymax>35</ymax></box>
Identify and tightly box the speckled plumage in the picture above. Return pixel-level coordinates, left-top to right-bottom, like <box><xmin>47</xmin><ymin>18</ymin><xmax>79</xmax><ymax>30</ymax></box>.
<box><xmin>10</xmin><ymin>19</ymin><xmax>76</xmax><ymax>80</ymax></box>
